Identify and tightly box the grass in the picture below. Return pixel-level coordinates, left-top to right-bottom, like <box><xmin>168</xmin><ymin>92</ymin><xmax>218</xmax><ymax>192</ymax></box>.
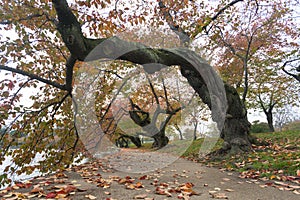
<box><xmin>181</xmin><ymin>138</ymin><xmax>223</xmax><ymax>157</ymax></box>
<box><xmin>182</xmin><ymin>130</ymin><xmax>300</xmax><ymax>179</ymax></box>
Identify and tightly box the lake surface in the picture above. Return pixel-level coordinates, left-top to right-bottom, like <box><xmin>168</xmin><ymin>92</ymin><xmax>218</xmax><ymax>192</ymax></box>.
<box><xmin>0</xmin><ymin>152</ymin><xmax>88</xmax><ymax>189</ymax></box>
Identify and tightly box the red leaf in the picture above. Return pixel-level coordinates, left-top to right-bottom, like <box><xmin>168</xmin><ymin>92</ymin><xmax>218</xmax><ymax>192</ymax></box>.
<box><xmin>64</xmin><ymin>185</ymin><xmax>77</xmax><ymax>193</ymax></box>
<box><xmin>8</xmin><ymin>81</ymin><xmax>14</xmax><ymax>90</ymax></box>
<box><xmin>46</xmin><ymin>192</ymin><xmax>57</xmax><ymax>198</ymax></box>
<box><xmin>139</xmin><ymin>175</ymin><xmax>148</xmax><ymax>180</ymax></box>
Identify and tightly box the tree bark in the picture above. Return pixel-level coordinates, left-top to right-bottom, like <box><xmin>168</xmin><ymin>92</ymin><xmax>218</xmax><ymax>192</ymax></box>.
<box><xmin>266</xmin><ymin>112</ymin><xmax>275</xmax><ymax>132</ymax></box>
<box><xmin>174</xmin><ymin>124</ymin><xmax>183</xmax><ymax>140</ymax></box>
<box><xmin>193</xmin><ymin>122</ymin><xmax>198</xmax><ymax>141</ymax></box>
<box><xmin>220</xmin><ymin>85</ymin><xmax>251</xmax><ymax>154</ymax></box>
<box><xmin>120</xmin><ymin>134</ymin><xmax>142</xmax><ymax>148</ymax></box>
<box><xmin>152</xmin><ymin>132</ymin><xmax>169</xmax><ymax>148</ymax></box>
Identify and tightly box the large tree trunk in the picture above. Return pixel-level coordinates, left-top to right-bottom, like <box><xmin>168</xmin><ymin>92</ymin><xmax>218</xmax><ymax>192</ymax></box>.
<box><xmin>220</xmin><ymin>85</ymin><xmax>251</xmax><ymax>154</ymax></box>
<box><xmin>177</xmin><ymin>50</ymin><xmax>252</xmax><ymax>154</ymax></box>
<box><xmin>52</xmin><ymin>0</ymin><xmax>252</xmax><ymax>155</ymax></box>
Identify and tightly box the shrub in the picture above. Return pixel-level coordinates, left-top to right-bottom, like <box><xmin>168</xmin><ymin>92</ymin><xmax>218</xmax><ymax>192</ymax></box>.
<box><xmin>250</xmin><ymin>120</ymin><xmax>270</xmax><ymax>133</ymax></box>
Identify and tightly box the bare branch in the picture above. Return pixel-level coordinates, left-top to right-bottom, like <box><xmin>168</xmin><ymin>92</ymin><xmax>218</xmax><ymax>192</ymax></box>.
<box><xmin>146</xmin><ymin>75</ymin><xmax>160</xmax><ymax>106</ymax></box>
<box><xmin>10</xmin><ymin>78</ymin><xmax>32</xmax><ymax>104</ymax></box>
<box><xmin>192</xmin><ymin>0</ymin><xmax>244</xmax><ymax>38</ymax></box>
<box><xmin>99</xmin><ymin>77</ymin><xmax>130</xmax><ymax>123</ymax></box>
<box><xmin>161</xmin><ymin>78</ymin><xmax>171</xmax><ymax>110</ymax></box>
<box><xmin>217</xmin><ymin>27</ymin><xmax>244</xmax><ymax>59</ymax></box>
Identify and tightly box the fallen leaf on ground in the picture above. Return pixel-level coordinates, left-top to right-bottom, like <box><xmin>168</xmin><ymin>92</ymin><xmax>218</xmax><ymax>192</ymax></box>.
<box><xmin>30</xmin><ymin>186</ymin><xmax>43</xmax><ymax>193</ymax></box>
<box><xmin>211</xmin><ymin>193</ymin><xmax>228</xmax><ymax>199</ymax></box>
<box><xmin>293</xmin><ymin>190</ymin><xmax>300</xmax><ymax>195</ymax></box>
<box><xmin>46</xmin><ymin>192</ymin><xmax>57</xmax><ymax>198</ymax></box>
<box><xmin>155</xmin><ymin>187</ymin><xmax>172</xmax><ymax>197</ymax></box>
<box><xmin>85</xmin><ymin>194</ymin><xmax>97</xmax><ymax>199</ymax></box>
<box><xmin>139</xmin><ymin>175</ymin><xmax>148</xmax><ymax>180</ymax></box>
<box><xmin>134</xmin><ymin>194</ymin><xmax>148</xmax><ymax>199</ymax></box>
<box><xmin>126</xmin><ymin>184</ymin><xmax>136</xmax><ymax>190</ymax></box>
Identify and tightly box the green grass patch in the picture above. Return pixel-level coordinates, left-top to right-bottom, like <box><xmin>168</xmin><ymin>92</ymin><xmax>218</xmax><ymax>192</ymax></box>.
<box><xmin>182</xmin><ymin>138</ymin><xmax>223</xmax><ymax>158</ymax></box>
<box><xmin>182</xmin><ymin>130</ymin><xmax>300</xmax><ymax>180</ymax></box>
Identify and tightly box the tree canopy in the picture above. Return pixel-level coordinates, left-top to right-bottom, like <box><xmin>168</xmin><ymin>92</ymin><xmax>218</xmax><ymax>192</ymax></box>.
<box><xmin>0</xmin><ymin>0</ymin><xmax>299</xmax><ymax>186</ymax></box>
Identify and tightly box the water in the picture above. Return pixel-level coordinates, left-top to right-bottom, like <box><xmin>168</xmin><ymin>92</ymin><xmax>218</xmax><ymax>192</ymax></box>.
<box><xmin>0</xmin><ymin>152</ymin><xmax>88</xmax><ymax>189</ymax></box>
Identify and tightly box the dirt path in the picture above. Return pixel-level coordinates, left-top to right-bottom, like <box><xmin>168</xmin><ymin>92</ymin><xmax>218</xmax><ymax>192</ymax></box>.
<box><xmin>1</xmin><ymin>149</ymin><xmax>299</xmax><ymax>200</ymax></box>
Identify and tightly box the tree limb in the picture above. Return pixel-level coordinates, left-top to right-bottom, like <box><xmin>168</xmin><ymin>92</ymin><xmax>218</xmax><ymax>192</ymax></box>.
<box><xmin>192</xmin><ymin>0</ymin><xmax>244</xmax><ymax>38</ymax></box>
<box><xmin>281</xmin><ymin>58</ymin><xmax>300</xmax><ymax>83</ymax></box>
<box><xmin>0</xmin><ymin>13</ymin><xmax>44</xmax><ymax>25</ymax></box>
<box><xmin>0</xmin><ymin>65</ymin><xmax>67</xmax><ymax>91</ymax></box>
<box><xmin>158</xmin><ymin>1</ymin><xmax>190</xmax><ymax>45</ymax></box>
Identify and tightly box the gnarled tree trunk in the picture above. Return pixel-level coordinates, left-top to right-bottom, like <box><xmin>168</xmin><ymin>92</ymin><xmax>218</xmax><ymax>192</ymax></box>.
<box><xmin>221</xmin><ymin>85</ymin><xmax>251</xmax><ymax>154</ymax></box>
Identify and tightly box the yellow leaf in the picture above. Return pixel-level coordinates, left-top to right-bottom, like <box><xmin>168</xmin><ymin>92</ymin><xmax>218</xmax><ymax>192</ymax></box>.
<box><xmin>270</xmin><ymin>175</ymin><xmax>276</xmax><ymax>180</ymax></box>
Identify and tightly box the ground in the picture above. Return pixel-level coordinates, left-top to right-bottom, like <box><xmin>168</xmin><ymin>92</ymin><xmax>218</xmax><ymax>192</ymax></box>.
<box><xmin>0</xmin><ymin>148</ymin><xmax>299</xmax><ymax>200</ymax></box>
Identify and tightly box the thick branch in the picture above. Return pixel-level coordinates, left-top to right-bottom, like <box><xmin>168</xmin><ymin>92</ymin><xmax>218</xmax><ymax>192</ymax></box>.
<box><xmin>158</xmin><ymin>1</ymin><xmax>190</xmax><ymax>45</ymax></box>
<box><xmin>0</xmin><ymin>65</ymin><xmax>66</xmax><ymax>91</ymax></box>
<box><xmin>0</xmin><ymin>13</ymin><xmax>44</xmax><ymax>25</ymax></box>
<box><xmin>65</xmin><ymin>55</ymin><xmax>77</xmax><ymax>92</ymax></box>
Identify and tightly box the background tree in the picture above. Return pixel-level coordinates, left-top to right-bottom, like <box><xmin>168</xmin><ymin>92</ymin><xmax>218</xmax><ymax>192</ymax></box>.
<box><xmin>209</xmin><ymin>0</ymin><xmax>299</xmax><ymax>104</ymax></box>
<box><xmin>185</xmin><ymin>98</ymin><xmax>209</xmax><ymax>140</ymax></box>
<box><xmin>124</xmin><ymin>68</ymin><xmax>191</xmax><ymax>148</ymax></box>
<box><xmin>248</xmin><ymin>67</ymin><xmax>299</xmax><ymax>132</ymax></box>
<box><xmin>203</xmin><ymin>0</ymin><xmax>299</xmax><ymax>134</ymax></box>
<box><xmin>274</xmin><ymin>105</ymin><xmax>297</xmax><ymax>132</ymax></box>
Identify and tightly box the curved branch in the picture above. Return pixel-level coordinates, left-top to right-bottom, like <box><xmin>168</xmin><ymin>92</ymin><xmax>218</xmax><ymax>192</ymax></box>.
<box><xmin>281</xmin><ymin>59</ymin><xmax>300</xmax><ymax>83</ymax></box>
<box><xmin>52</xmin><ymin>0</ymin><xmax>238</xmax><ymax>137</ymax></box>
<box><xmin>160</xmin><ymin>106</ymin><xmax>182</xmax><ymax>131</ymax></box>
